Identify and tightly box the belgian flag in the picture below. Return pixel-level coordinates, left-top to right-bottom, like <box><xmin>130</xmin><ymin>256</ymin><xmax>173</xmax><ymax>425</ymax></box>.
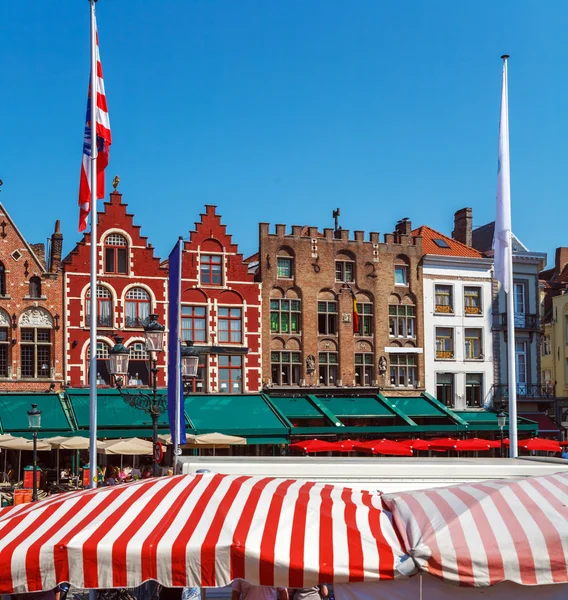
<box><xmin>353</xmin><ymin>297</ymin><xmax>359</xmax><ymax>333</ymax></box>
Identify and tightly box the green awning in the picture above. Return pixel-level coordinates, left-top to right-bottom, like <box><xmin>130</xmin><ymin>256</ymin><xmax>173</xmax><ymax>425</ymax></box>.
<box><xmin>391</xmin><ymin>396</ymin><xmax>449</xmax><ymax>417</ymax></box>
<box><xmin>455</xmin><ymin>411</ymin><xmax>538</xmax><ymax>432</ymax></box>
<box><xmin>318</xmin><ymin>396</ymin><xmax>394</xmax><ymax>418</ymax></box>
<box><xmin>270</xmin><ymin>396</ymin><xmax>323</xmax><ymax>419</ymax></box>
<box><xmin>185</xmin><ymin>394</ymin><xmax>289</xmax><ymax>437</ymax></box>
<box><xmin>0</xmin><ymin>393</ymin><xmax>72</xmax><ymax>435</ymax></box>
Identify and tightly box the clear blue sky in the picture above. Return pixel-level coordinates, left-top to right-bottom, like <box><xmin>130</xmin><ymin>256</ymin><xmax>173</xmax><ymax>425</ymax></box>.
<box><xmin>1</xmin><ymin>1</ymin><xmax>566</xmax><ymax>266</ymax></box>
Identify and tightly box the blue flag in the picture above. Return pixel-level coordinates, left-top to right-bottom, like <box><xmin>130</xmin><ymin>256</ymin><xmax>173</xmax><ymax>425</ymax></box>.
<box><xmin>167</xmin><ymin>239</ymin><xmax>186</xmax><ymax>446</ymax></box>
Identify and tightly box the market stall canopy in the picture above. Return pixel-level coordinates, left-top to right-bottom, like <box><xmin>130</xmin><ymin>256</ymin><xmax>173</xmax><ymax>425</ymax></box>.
<box><xmin>0</xmin><ymin>472</ymin><xmax>411</xmax><ymax>593</ymax></box>
<box><xmin>381</xmin><ymin>471</ymin><xmax>568</xmax><ymax>587</ymax></box>
<box><xmin>0</xmin><ymin>437</ymin><xmax>52</xmax><ymax>451</ymax></box>
<box><xmin>100</xmin><ymin>437</ymin><xmax>153</xmax><ymax>455</ymax></box>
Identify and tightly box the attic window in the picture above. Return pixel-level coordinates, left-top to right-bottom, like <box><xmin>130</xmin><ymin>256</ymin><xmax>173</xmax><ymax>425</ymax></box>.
<box><xmin>11</xmin><ymin>250</ymin><xmax>22</xmax><ymax>261</ymax></box>
<box><xmin>433</xmin><ymin>239</ymin><xmax>450</xmax><ymax>248</ymax></box>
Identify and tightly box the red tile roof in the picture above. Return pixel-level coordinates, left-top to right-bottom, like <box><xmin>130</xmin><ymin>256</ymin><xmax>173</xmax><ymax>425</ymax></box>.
<box><xmin>413</xmin><ymin>225</ymin><xmax>483</xmax><ymax>258</ymax></box>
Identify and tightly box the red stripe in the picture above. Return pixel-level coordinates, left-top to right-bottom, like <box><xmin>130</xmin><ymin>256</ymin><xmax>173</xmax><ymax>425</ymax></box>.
<box><xmin>341</xmin><ymin>488</ymin><xmax>365</xmax><ymax>582</ymax></box>
<box><xmin>170</xmin><ymin>474</ymin><xmax>227</xmax><ymax>586</ymax></box>
<box><xmin>96</xmin><ymin>122</ymin><xmax>112</xmax><ymax>144</ymax></box>
<box><xmin>445</xmin><ymin>486</ymin><xmax>505</xmax><ymax>585</ymax></box>
<box><xmin>288</xmin><ymin>481</ymin><xmax>316</xmax><ymax>587</ymax></box>
<box><xmin>473</xmin><ymin>483</ymin><xmax>537</xmax><ymax>584</ymax></box>
<box><xmin>140</xmin><ymin>475</ymin><xmax>204</xmax><ymax>583</ymax></box>
<box><xmin>258</xmin><ymin>479</ymin><xmax>296</xmax><ymax>586</ymax></box>
<box><xmin>229</xmin><ymin>477</ymin><xmax>274</xmax><ymax>581</ymax></box>
<box><xmin>96</xmin><ymin>92</ymin><xmax>108</xmax><ymax>114</ymax></box>
<box><xmin>97</xmin><ymin>61</ymin><xmax>103</xmax><ymax>78</ymax></box>
<box><xmin>318</xmin><ymin>485</ymin><xmax>335</xmax><ymax>582</ymax></box>
<box><xmin>83</xmin><ymin>480</ymin><xmax>162</xmax><ymax>588</ymax></box>
<box><xmin>546</xmin><ymin>473</ymin><xmax>568</xmax><ymax>495</ymax></box>
<box><xmin>360</xmin><ymin>493</ymin><xmax>395</xmax><ymax>580</ymax></box>
<box><xmin>200</xmin><ymin>476</ymin><xmax>250</xmax><ymax>587</ymax></box>
<box><xmin>111</xmin><ymin>477</ymin><xmax>185</xmax><ymax>588</ymax></box>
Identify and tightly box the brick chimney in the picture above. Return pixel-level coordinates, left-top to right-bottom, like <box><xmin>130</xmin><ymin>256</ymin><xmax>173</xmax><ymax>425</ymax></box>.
<box><xmin>555</xmin><ymin>247</ymin><xmax>568</xmax><ymax>275</ymax></box>
<box><xmin>395</xmin><ymin>217</ymin><xmax>412</xmax><ymax>236</ymax></box>
<box><xmin>452</xmin><ymin>207</ymin><xmax>472</xmax><ymax>246</ymax></box>
<box><xmin>50</xmin><ymin>220</ymin><xmax>63</xmax><ymax>272</ymax></box>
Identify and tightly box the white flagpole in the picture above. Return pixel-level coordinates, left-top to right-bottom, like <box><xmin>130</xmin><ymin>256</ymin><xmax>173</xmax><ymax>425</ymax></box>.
<box><xmin>173</xmin><ymin>237</ymin><xmax>183</xmax><ymax>473</ymax></box>
<box><xmin>497</xmin><ymin>55</ymin><xmax>518</xmax><ymax>457</ymax></box>
<box><xmin>88</xmin><ymin>0</ymin><xmax>99</xmax><ymax>486</ymax></box>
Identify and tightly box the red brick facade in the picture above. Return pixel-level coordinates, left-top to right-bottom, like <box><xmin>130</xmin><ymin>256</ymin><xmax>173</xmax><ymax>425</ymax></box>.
<box><xmin>64</xmin><ymin>191</ymin><xmax>168</xmax><ymax>387</ymax></box>
<box><xmin>257</xmin><ymin>219</ymin><xmax>424</xmax><ymax>395</ymax></box>
<box><xmin>181</xmin><ymin>205</ymin><xmax>261</xmax><ymax>393</ymax></box>
<box><xmin>0</xmin><ymin>203</ymin><xmax>65</xmax><ymax>391</ymax></box>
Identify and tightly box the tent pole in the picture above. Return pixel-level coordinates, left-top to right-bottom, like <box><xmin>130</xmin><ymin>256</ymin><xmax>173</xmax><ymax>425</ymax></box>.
<box><xmin>18</xmin><ymin>450</ymin><xmax>21</xmax><ymax>484</ymax></box>
<box><xmin>56</xmin><ymin>449</ymin><xmax>60</xmax><ymax>485</ymax></box>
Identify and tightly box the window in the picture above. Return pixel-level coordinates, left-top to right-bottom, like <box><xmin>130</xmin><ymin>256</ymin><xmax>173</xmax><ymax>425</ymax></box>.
<box><xmin>335</xmin><ymin>261</ymin><xmax>354</xmax><ymax>283</ymax></box>
<box><xmin>218</xmin><ymin>355</ymin><xmax>242</xmax><ymax>392</ymax></box>
<box><xmin>200</xmin><ymin>254</ymin><xmax>223</xmax><ymax>285</ymax></box>
<box><xmin>104</xmin><ymin>233</ymin><xmax>128</xmax><ymax>274</ymax></box>
<box><xmin>86</xmin><ymin>286</ymin><xmax>113</xmax><ymax>327</ymax></box>
<box><xmin>515</xmin><ymin>341</ymin><xmax>527</xmax><ymax>394</ymax></box>
<box><xmin>355</xmin><ymin>303</ymin><xmax>373</xmax><ymax>336</ymax></box>
<box><xmin>0</xmin><ymin>327</ymin><xmax>9</xmax><ymax>377</ymax></box>
<box><xmin>218</xmin><ymin>307</ymin><xmax>242</xmax><ymax>343</ymax></box>
<box><xmin>394</xmin><ymin>265</ymin><xmax>408</xmax><ymax>286</ymax></box>
<box><xmin>0</xmin><ymin>263</ymin><xmax>5</xmax><ymax>296</ymax></box>
<box><xmin>355</xmin><ymin>353</ymin><xmax>374</xmax><ymax>386</ymax></box>
<box><xmin>464</xmin><ymin>286</ymin><xmax>482</xmax><ymax>315</ymax></box>
<box><xmin>433</xmin><ymin>239</ymin><xmax>450</xmax><ymax>248</ymax></box>
<box><xmin>125</xmin><ymin>288</ymin><xmax>151</xmax><ymax>328</ymax></box>
<box><xmin>434</xmin><ymin>284</ymin><xmax>453</xmax><ymax>313</ymax></box>
<box><xmin>87</xmin><ymin>342</ymin><xmax>110</xmax><ymax>386</ymax></box>
<box><xmin>277</xmin><ymin>257</ymin><xmax>293</xmax><ymax>279</ymax></box>
<box><xmin>466</xmin><ymin>374</ymin><xmax>483</xmax><ymax>408</ymax></box>
<box><xmin>318</xmin><ymin>301</ymin><xmax>338</xmax><ymax>335</ymax></box>
<box><xmin>514</xmin><ymin>282</ymin><xmax>526</xmax><ymax>314</ymax></box>
<box><xmin>542</xmin><ymin>335</ymin><xmax>551</xmax><ymax>356</ymax></box>
<box><xmin>389</xmin><ymin>354</ymin><xmax>417</xmax><ymax>387</ymax></box>
<box><xmin>271</xmin><ymin>351</ymin><xmax>301</xmax><ymax>385</ymax></box>
<box><xmin>319</xmin><ymin>352</ymin><xmax>338</xmax><ymax>386</ymax></box>
<box><xmin>270</xmin><ymin>299</ymin><xmax>301</xmax><ymax>334</ymax></box>
<box><xmin>543</xmin><ymin>370</ymin><xmax>553</xmax><ymax>394</ymax></box>
<box><xmin>181</xmin><ymin>306</ymin><xmax>207</xmax><ymax>342</ymax></box>
<box><xmin>127</xmin><ymin>342</ymin><xmax>149</xmax><ymax>386</ymax></box>
<box><xmin>388</xmin><ymin>305</ymin><xmax>416</xmax><ymax>338</ymax></box>
<box><xmin>28</xmin><ymin>276</ymin><xmax>42</xmax><ymax>299</ymax></box>
<box><xmin>436</xmin><ymin>373</ymin><xmax>454</xmax><ymax>407</ymax></box>
<box><xmin>21</xmin><ymin>327</ymin><xmax>51</xmax><ymax>379</ymax></box>
<box><xmin>435</xmin><ymin>327</ymin><xmax>454</xmax><ymax>359</ymax></box>
<box><xmin>464</xmin><ymin>328</ymin><xmax>483</xmax><ymax>360</ymax></box>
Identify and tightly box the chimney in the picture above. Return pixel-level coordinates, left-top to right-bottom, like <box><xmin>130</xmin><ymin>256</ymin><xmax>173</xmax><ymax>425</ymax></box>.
<box><xmin>50</xmin><ymin>220</ymin><xmax>63</xmax><ymax>272</ymax></box>
<box><xmin>395</xmin><ymin>218</ymin><xmax>412</xmax><ymax>236</ymax></box>
<box><xmin>555</xmin><ymin>247</ymin><xmax>568</xmax><ymax>275</ymax></box>
<box><xmin>452</xmin><ymin>207</ymin><xmax>472</xmax><ymax>246</ymax></box>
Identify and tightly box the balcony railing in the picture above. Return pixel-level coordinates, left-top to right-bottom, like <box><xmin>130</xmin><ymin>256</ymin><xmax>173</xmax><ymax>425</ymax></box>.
<box><xmin>493</xmin><ymin>313</ymin><xmax>539</xmax><ymax>331</ymax></box>
<box><xmin>86</xmin><ymin>314</ymin><xmax>113</xmax><ymax>327</ymax></box>
<box><xmin>493</xmin><ymin>383</ymin><xmax>556</xmax><ymax>401</ymax></box>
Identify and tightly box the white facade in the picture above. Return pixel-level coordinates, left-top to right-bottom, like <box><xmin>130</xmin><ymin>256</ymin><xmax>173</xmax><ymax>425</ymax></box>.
<box><xmin>423</xmin><ymin>255</ymin><xmax>494</xmax><ymax>410</ymax></box>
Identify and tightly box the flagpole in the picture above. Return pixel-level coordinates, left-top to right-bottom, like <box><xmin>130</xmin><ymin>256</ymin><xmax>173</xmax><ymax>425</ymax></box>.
<box><xmin>173</xmin><ymin>237</ymin><xmax>182</xmax><ymax>473</ymax></box>
<box><xmin>500</xmin><ymin>54</ymin><xmax>518</xmax><ymax>457</ymax></box>
<box><xmin>88</xmin><ymin>0</ymin><xmax>99</xmax><ymax>486</ymax></box>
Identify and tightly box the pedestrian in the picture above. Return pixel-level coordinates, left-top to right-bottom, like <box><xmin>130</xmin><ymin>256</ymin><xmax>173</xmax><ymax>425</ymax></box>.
<box><xmin>289</xmin><ymin>585</ymin><xmax>328</xmax><ymax>600</ymax></box>
<box><xmin>232</xmin><ymin>578</ymin><xmax>287</xmax><ymax>600</ymax></box>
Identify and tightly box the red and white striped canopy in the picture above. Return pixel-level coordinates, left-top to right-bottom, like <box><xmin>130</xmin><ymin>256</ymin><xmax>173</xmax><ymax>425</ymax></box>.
<box><xmin>382</xmin><ymin>471</ymin><xmax>568</xmax><ymax>587</ymax></box>
<box><xmin>0</xmin><ymin>473</ymin><xmax>408</xmax><ymax>594</ymax></box>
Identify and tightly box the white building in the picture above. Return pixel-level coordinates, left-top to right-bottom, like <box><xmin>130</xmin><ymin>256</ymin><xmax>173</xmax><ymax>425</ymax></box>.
<box><xmin>414</xmin><ymin>224</ymin><xmax>494</xmax><ymax>410</ymax></box>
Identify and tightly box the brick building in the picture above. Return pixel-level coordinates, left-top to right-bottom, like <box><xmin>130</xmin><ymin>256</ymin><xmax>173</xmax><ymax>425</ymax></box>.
<box><xmin>256</xmin><ymin>218</ymin><xmax>424</xmax><ymax>394</ymax></box>
<box><xmin>63</xmin><ymin>189</ymin><xmax>168</xmax><ymax>387</ymax></box>
<box><xmin>180</xmin><ymin>205</ymin><xmax>261</xmax><ymax>393</ymax></box>
<box><xmin>0</xmin><ymin>202</ymin><xmax>65</xmax><ymax>391</ymax></box>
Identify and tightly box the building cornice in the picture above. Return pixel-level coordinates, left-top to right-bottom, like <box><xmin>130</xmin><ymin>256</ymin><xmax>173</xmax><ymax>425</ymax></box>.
<box><xmin>422</xmin><ymin>254</ymin><xmax>493</xmax><ymax>269</ymax></box>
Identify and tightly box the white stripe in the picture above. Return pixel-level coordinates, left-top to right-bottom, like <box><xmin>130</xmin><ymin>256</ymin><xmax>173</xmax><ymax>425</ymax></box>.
<box><xmin>301</xmin><ymin>483</ymin><xmax>322</xmax><ymax>587</ymax></box>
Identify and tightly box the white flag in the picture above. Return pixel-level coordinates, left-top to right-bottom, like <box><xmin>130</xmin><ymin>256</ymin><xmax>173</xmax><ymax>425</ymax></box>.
<box><xmin>495</xmin><ymin>57</ymin><xmax>511</xmax><ymax>293</ymax></box>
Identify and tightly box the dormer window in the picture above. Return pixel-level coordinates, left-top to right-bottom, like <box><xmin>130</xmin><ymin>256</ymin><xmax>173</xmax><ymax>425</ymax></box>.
<box><xmin>200</xmin><ymin>254</ymin><xmax>223</xmax><ymax>285</ymax></box>
<box><xmin>104</xmin><ymin>233</ymin><xmax>128</xmax><ymax>274</ymax></box>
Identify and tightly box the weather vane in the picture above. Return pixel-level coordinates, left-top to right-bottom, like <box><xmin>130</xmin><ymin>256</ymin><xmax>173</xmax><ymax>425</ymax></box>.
<box><xmin>112</xmin><ymin>175</ymin><xmax>120</xmax><ymax>191</ymax></box>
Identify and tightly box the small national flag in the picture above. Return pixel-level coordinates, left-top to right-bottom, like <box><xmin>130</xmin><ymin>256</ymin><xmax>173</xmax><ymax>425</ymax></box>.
<box><xmin>353</xmin><ymin>297</ymin><xmax>359</xmax><ymax>333</ymax></box>
<box><xmin>78</xmin><ymin>28</ymin><xmax>111</xmax><ymax>232</ymax></box>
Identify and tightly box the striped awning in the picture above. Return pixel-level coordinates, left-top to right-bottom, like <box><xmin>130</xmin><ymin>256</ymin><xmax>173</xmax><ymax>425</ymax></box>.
<box><xmin>0</xmin><ymin>473</ymin><xmax>408</xmax><ymax>593</ymax></box>
<box><xmin>382</xmin><ymin>471</ymin><xmax>568</xmax><ymax>587</ymax></box>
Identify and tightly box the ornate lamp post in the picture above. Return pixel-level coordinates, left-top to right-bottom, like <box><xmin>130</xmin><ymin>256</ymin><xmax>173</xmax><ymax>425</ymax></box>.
<box><xmin>497</xmin><ymin>408</ymin><xmax>507</xmax><ymax>458</ymax></box>
<box><xmin>27</xmin><ymin>403</ymin><xmax>41</xmax><ymax>502</ymax></box>
<box><xmin>181</xmin><ymin>340</ymin><xmax>200</xmax><ymax>384</ymax></box>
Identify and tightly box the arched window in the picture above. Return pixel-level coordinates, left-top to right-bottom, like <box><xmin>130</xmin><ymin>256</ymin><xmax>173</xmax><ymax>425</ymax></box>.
<box><xmin>86</xmin><ymin>286</ymin><xmax>113</xmax><ymax>327</ymax></box>
<box><xmin>29</xmin><ymin>276</ymin><xmax>42</xmax><ymax>299</ymax></box>
<box><xmin>127</xmin><ymin>342</ymin><xmax>149</xmax><ymax>386</ymax></box>
<box><xmin>87</xmin><ymin>342</ymin><xmax>111</xmax><ymax>386</ymax></box>
<box><xmin>19</xmin><ymin>308</ymin><xmax>53</xmax><ymax>379</ymax></box>
<box><xmin>0</xmin><ymin>263</ymin><xmax>5</xmax><ymax>296</ymax></box>
<box><xmin>104</xmin><ymin>233</ymin><xmax>128</xmax><ymax>274</ymax></box>
<box><xmin>125</xmin><ymin>288</ymin><xmax>151</xmax><ymax>328</ymax></box>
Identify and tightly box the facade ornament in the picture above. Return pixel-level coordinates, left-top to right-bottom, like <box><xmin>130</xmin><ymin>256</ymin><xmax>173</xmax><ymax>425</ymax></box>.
<box><xmin>306</xmin><ymin>354</ymin><xmax>316</xmax><ymax>374</ymax></box>
<box><xmin>0</xmin><ymin>309</ymin><xmax>10</xmax><ymax>328</ymax></box>
<box><xmin>378</xmin><ymin>355</ymin><xmax>387</xmax><ymax>375</ymax></box>
<box><xmin>19</xmin><ymin>307</ymin><xmax>53</xmax><ymax>328</ymax></box>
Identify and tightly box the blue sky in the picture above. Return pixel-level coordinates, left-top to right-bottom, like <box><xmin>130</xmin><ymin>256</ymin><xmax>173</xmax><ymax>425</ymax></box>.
<box><xmin>1</xmin><ymin>1</ymin><xmax>566</xmax><ymax>265</ymax></box>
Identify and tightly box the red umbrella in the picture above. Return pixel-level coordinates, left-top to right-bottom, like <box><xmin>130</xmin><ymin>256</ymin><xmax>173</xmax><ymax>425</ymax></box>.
<box><xmin>289</xmin><ymin>439</ymin><xmax>337</xmax><ymax>453</ymax></box>
<box><xmin>354</xmin><ymin>439</ymin><xmax>413</xmax><ymax>456</ymax></box>
<box><xmin>428</xmin><ymin>437</ymin><xmax>459</xmax><ymax>451</ymax></box>
<box><xmin>518</xmin><ymin>438</ymin><xmax>562</xmax><ymax>452</ymax></box>
<box><xmin>332</xmin><ymin>439</ymin><xmax>357</xmax><ymax>452</ymax></box>
<box><xmin>560</xmin><ymin>441</ymin><xmax>568</xmax><ymax>447</ymax></box>
<box><xmin>454</xmin><ymin>438</ymin><xmax>494</xmax><ymax>452</ymax></box>
<box><xmin>398</xmin><ymin>438</ymin><xmax>431</xmax><ymax>451</ymax></box>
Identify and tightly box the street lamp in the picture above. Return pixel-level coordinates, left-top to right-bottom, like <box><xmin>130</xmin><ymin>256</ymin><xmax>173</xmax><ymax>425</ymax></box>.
<box><xmin>108</xmin><ymin>336</ymin><xmax>129</xmax><ymax>385</ymax></box>
<box><xmin>497</xmin><ymin>408</ymin><xmax>507</xmax><ymax>458</ymax></box>
<box><xmin>27</xmin><ymin>403</ymin><xmax>41</xmax><ymax>502</ymax></box>
<box><xmin>181</xmin><ymin>340</ymin><xmax>200</xmax><ymax>380</ymax></box>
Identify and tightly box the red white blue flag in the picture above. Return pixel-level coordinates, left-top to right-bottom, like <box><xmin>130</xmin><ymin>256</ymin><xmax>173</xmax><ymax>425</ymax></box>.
<box><xmin>78</xmin><ymin>28</ymin><xmax>111</xmax><ymax>232</ymax></box>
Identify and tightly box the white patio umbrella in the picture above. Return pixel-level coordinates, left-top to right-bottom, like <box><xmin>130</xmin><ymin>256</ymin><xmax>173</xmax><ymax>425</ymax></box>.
<box><xmin>100</xmin><ymin>437</ymin><xmax>153</xmax><ymax>456</ymax></box>
<box><xmin>0</xmin><ymin>437</ymin><xmax>52</xmax><ymax>483</ymax></box>
<box><xmin>159</xmin><ymin>432</ymin><xmax>247</xmax><ymax>450</ymax></box>
<box><xmin>44</xmin><ymin>436</ymin><xmax>94</xmax><ymax>484</ymax></box>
